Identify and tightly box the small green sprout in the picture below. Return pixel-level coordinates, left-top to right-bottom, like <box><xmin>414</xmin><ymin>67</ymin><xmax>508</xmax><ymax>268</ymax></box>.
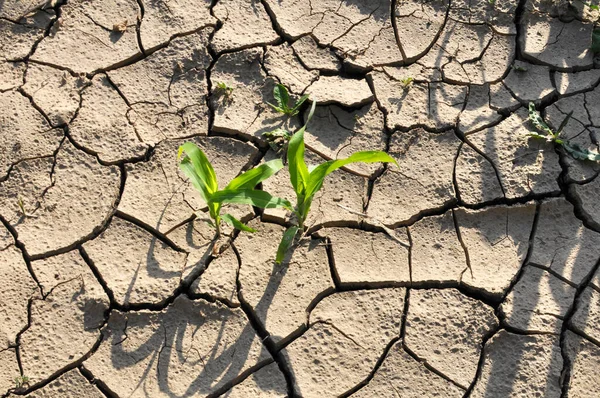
<box><xmin>215</xmin><ymin>81</ymin><xmax>234</xmax><ymax>100</ymax></box>
<box><xmin>400</xmin><ymin>77</ymin><xmax>414</xmax><ymax>90</ymax></box>
<box><xmin>275</xmin><ymin>99</ymin><xmax>399</xmax><ymax>263</ymax></box>
<box><xmin>178</xmin><ymin>143</ymin><xmax>292</xmax><ymax>236</ymax></box>
<box><xmin>527</xmin><ymin>102</ymin><xmax>600</xmax><ymax>161</ymax></box>
<box><xmin>14</xmin><ymin>375</ymin><xmax>30</xmax><ymax>390</ymax></box>
<box><xmin>262</xmin><ymin>128</ymin><xmax>292</xmax><ymax>153</ymax></box>
<box><xmin>17</xmin><ymin>196</ymin><xmax>27</xmax><ymax>217</ymax></box>
<box><xmin>267</xmin><ymin>84</ymin><xmax>309</xmax><ymax>116</ymax></box>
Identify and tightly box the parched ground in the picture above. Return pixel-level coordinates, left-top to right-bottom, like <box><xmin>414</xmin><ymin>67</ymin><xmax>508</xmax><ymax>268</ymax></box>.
<box><xmin>2</xmin><ymin>0</ymin><xmax>600</xmax><ymax>396</ymax></box>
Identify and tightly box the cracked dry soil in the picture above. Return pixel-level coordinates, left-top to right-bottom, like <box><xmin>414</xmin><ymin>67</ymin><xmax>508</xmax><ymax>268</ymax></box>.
<box><xmin>2</xmin><ymin>0</ymin><xmax>600</xmax><ymax>397</ymax></box>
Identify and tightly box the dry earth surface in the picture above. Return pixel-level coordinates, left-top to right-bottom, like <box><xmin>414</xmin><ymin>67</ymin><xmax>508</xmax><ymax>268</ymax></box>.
<box><xmin>2</xmin><ymin>0</ymin><xmax>600</xmax><ymax>396</ymax></box>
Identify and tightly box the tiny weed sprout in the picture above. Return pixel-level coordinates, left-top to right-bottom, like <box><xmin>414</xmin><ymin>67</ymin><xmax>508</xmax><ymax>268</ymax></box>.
<box><xmin>400</xmin><ymin>77</ymin><xmax>414</xmax><ymax>90</ymax></box>
<box><xmin>215</xmin><ymin>81</ymin><xmax>234</xmax><ymax>101</ymax></box>
<box><xmin>14</xmin><ymin>375</ymin><xmax>30</xmax><ymax>389</ymax></box>
<box><xmin>262</xmin><ymin>127</ymin><xmax>291</xmax><ymax>154</ymax></box>
<box><xmin>17</xmin><ymin>196</ymin><xmax>26</xmax><ymax>217</ymax></box>
<box><xmin>267</xmin><ymin>84</ymin><xmax>309</xmax><ymax>116</ymax></box>
<box><xmin>511</xmin><ymin>63</ymin><xmax>528</xmax><ymax>72</ymax></box>
<box><xmin>276</xmin><ymin>100</ymin><xmax>399</xmax><ymax>263</ymax></box>
<box><xmin>527</xmin><ymin>102</ymin><xmax>600</xmax><ymax>161</ymax></box>
<box><xmin>178</xmin><ymin>143</ymin><xmax>292</xmax><ymax>236</ymax></box>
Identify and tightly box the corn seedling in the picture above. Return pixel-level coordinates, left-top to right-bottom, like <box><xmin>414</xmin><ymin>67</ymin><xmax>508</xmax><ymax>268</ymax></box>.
<box><xmin>17</xmin><ymin>196</ymin><xmax>27</xmax><ymax>217</ymax></box>
<box><xmin>178</xmin><ymin>143</ymin><xmax>292</xmax><ymax>235</ymax></box>
<box><xmin>400</xmin><ymin>77</ymin><xmax>414</xmax><ymax>90</ymax></box>
<box><xmin>14</xmin><ymin>375</ymin><xmax>30</xmax><ymax>390</ymax></box>
<box><xmin>267</xmin><ymin>84</ymin><xmax>309</xmax><ymax>116</ymax></box>
<box><xmin>275</xmin><ymin>100</ymin><xmax>399</xmax><ymax>263</ymax></box>
<box><xmin>527</xmin><ymin>102</ymin><xmax>600</xmax><ymax>161</ymax></box>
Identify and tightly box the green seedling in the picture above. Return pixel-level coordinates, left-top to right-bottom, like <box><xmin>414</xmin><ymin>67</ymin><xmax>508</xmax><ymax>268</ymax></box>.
<box><xmin>215</xmin><ymin>81</ymin><xmax>234</xmax><ymax>100</ymax></box>
<box><xmin>263</xmin><ymin>128</ymin><xmax>292</xmax><ymax>153</ymax></box>
<box><xmin>400</xmin><ymin>77</ymin><xmax>414</xmax><ymax>90</ymax></box>
<box><xmin>511</xmin><ymin>63</ymin><xmax>528</xmax><ymax>72</ymax></box>
<box><xmin>527</xmin><ymin>102</ymin><xmax>600</xmax><ymax>161</ymax></box>
<box><xmin>275</xmin><ymin>100</ymin><xmax>399</xmax><ymax>263</ymax></box>
<box><xmin>267</xmin><ymin>84</ymin><xmax>309</xmax><ymax>116</ymax></box>
<box><xmin>178</xmin><ymin>143</ymin><xmax>292</xmax><ymax>235</ymax></box>
<box><xmin>17</xmin><ymin>196</ymin><xmax>27</xmax><ymax>217</ymax></box>
<box><xmin>14</xmin><ymin>375</ymin><xmax>30</xmax><ymax>390</ymax></box>
<box><xmin>592</xmin><ymin>28</ymin><xmax>600</xmax><ymax>53</ymax></box>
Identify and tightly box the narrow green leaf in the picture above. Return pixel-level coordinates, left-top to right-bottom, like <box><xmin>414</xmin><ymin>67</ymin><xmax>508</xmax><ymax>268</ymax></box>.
<box><xmin>209</xmin><ymin>189</ymin><xmax>293</xmax><ymax>211</ymax></box>
<box><xmin>592</xmin><ymin>28</ymin><xmax>600</xmax><ymax>54</ymax></box>
<box><xmin>291</xmin><ymin>94</ymin><xmax>309</xmax><ymax>115</ymax></box>
<box><xmin>221</xmin><ymin>213</ymin><xmax>256</xmax><ymax>233</ymax></box>
<box><xmin>305</xmin><ymin>151</ymin><xmax>398</xmax><ymax>199</ymax></box>
<box><xmin>178</xmin><ymin>142</ymin><xmax>218</xmax><ymax>195</ymax></box>
<box><xmin>287</xmin><ymin>100</ymin><xmax>317</xmax><ymax>196</ymax></box>
<box><xmin>276</xmin><ymin>226</ymin><xmax>299</xmax><ymax>264</ymax></box>
<box><xmin>267</xmin><ymin>102</ymin><xmax>286</xmax><ymax>114</ymax></box>
<box><xmin>527</xmin><ymin>102</ymin><xmax>553</xmax><ymax>136</ymax></box>
<box><xmin>273</xmin><ymin>84</ymin><xmax>290</xmax><ymax>110</ymax></box>
<box><xmin>556</xmin><ymin>111</ymin><xmax>573</xmax><ymax>137</ymax></box>
<box><xmin>225</xmin><ymin>159</ymin><xmax>284</xmax><ymax>190</ymax></box>
<box><xmin>263</xmin><ymin>128</ymin><xmax>291</xmax><ymax>140</ymax></box>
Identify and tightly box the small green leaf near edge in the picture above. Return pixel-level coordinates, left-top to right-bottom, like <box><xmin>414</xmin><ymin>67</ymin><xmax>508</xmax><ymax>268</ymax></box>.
<box><xmin>276</xmin><ymin>226</ymin><xmax>299</xmax><ymax>264</ymax></box>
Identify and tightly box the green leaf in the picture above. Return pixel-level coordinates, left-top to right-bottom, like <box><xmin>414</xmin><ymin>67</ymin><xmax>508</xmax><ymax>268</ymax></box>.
<box><xmin>178</xmin><ymin>142</ymin><xmax>218</xmax><ymax>195</ymax></box>
<box><xmin>276</xmin><ymin>226</ymin><xmax>299</xmax><ymax>264</ymax></box>
<box><xmin>263</xmin><ymin>128</ymin><xmax>291</xmax><ymax>140</ymax></box>
<box><xmin>528</xmin><ymin>102</ymin><xmax>553</xmax><ymax>136</ymax></box>
<box><xmin>267</xmin><ymin>102</ymin><xmax>286</xmax><ymax>114</ymax></box>
<box><xmin>273</xmin><ymin>84</ymin><xmax>290</xmax><ymax>111</ymax></box>
<box><xmin>291</xmin><ymin>94</ymin><xmax>309</xmax><ymax>115</ymax></box>
<box><xmin>556</xmin><ymin>111</ymin><xmax>573</xmax><ymax>137</ymax></box>
<box><xmin>305</xmin><ymin>151</ymin><xmax>398</xmax><ymax>199</ymax></box>
<box><xmin>221</xmin><ymin>213</ymin><xmax>256</xmax><ymax>233</ymax></box>
<box><xmin>563</xmin><ymin>142</ymin><xmax>600</xmax><ymax>161</ymax></box>
<box><xmin>225</xmin><ymin>159</ymin><xmax>284</xmax><ymax>190</ymax></box>
<box><xmin>525</xmin><ymin>132</ymin><xmax>549</xmax><ymax>140</ymax></box>
<box><xmin>209</xmin><ymin>189</ymin><xmax>294</xmax><ymax>211</ymax></box>
<box><xmin>287</xmin><ymin>100</ymin><xmax>316</xmax><ymax>197</ymax></box>
<box><xmin>179</xmin><ymin>158</ymin><xmax>211</xmax><ymax>203</ymax></box>
<box><xmin>592</xmin><ymin>28</ymin><xmax>600</xmax><ymax>54</ymax></box>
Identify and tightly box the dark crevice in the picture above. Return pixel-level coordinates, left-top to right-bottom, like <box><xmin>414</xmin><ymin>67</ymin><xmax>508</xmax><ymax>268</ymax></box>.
<box><xmin>403</xmin><ymin>343</ymin><xmax>468</xmax><ymax>391</ymax></box>
<box><xmin>78</xmin><ymin>365</ymin><xmax>121</xmax><ymax>398</ymax></box>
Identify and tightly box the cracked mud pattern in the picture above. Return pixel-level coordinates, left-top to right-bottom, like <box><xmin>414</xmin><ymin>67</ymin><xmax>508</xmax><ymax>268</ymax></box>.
<box><xmin>2</xmin><ymin>0</ymin><xmax>600</xmax><ymax>396</ymax></box>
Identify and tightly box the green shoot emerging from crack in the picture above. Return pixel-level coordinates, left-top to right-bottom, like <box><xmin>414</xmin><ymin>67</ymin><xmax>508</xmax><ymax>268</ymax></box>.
<box><xmin>268</xmin><ymin>84</ymin><xmax>309</xmax><ymax>116</ymax></box>
<box><xmin>276</xmin><ymin>100</ymin><xmax>399</xmax><ymax>263</ymax></box>
<box><xmin>215</xmin><ymin>81</ymin><xmax>234</xmax><ymax>101</ymax></box>
<box><xmin>400</xmin><ymin>77</ymin><xmax>414</xmax><ymax>90</ymax></box>
<box><xmin>178</xmin><ymin>143</ymin><xmax>292</xmax><ymax>236</ymax></box>
<box><xmin>263</xmin><ymin>128</ymin><xmax>291</xmax><ymax>154</ymax></box>
<box><xmin>511</xmin><ymin>63</ymin><xmax>528</xmax><ymax>72</ymax></box>
<box><xmin>14</xmin><ymin>375</ymin><xmax>30</xmax><ymax>390</ymax></box>
<box><xmin>527</xmin><ymin>102</ymin><xmax>600</xmax><ymax>161</ymax></box>
<box><xmin>17</xmin><ymin>196</ymin><xmax>27</xmax><ymax>217</ymax></box>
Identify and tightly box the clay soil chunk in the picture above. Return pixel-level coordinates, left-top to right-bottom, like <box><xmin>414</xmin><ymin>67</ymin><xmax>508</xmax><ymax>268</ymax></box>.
<box><xmin>500</xmin><ymin>266</ymin><xmax>576</xmax><ymax>333</ymax></box>
<box><xmin>84</xmin><ymin>295</ymin><xmax>269</xmax><ymax>397</ymax></box>
<box><xmin>405</xmin><ymin>289</ymin><xmax>498</xmax><ymax>388</ymax></box>
<box><xmin>282</xmin><ymin>288</ymin><xmax>405</xmax><ymax>397</ymax></box>
<box><xmin>291</xmin><ymin>36</ymin><xmax>341</xmax><ymax>72</ymax></box>
<box><xmin>454</xmin><ymin>204</ymin><xmax>535</xmax><ymax>300</ymax></box>
<box><xmin>0</xmin><ymin>348</ymin><xmax>20</xmax><ymax>395</ymax></box>
<box><xmin>455</xmin><ymin>142</ymin><xmax>505</xmax><ymax>205</ymax></box>
<box><xmin>264</xmin><ymin>44</ymin><xmax>318</xmax><ymax>94</ymax></box>
<box><xmin>571</xmin><ymin>286</ymin><xmax>600</xmax><ymax>344</ymax></box>
<box><xmin>12</xmin><ymin>369</ymin><xmax>105</xmax><ymax>397</ymax></box>
<box><xmin>306</xmin><ymin>76</ymin><xmax>373</xmax><ymax>107</ymax></box>
<box><xmin>410</xmin><ymin>211</ymin><xmax>466</xmax><ymax>284</ymax></box>
<box><xmin>31</xmin><ymin>0</ymin><xmax>140</xmax><ymax>73</ymax></box>
<box><xmin>211</xmin><ymin>0</ymin><xmax>278</xmax><ymax>53</ymax></box>
<box><xmin>190</xmin><ymin>246</ymin><xmax>240</xmax><ymax>306</ymax></box>
<box><xmin>352</xmin><ymin>341</ymin><xmax>464</xmax><ymax>397</ymax></box>
<box><xmin>470</xmin><ymin>330</ymin><xmax>563</xmax><ymax>397</ymax></box>
<box><xmin>82</xmin><ymin>217</ymin><xmax>187</xmax><ymax>306</ymax></box>
<box><xmin>564</xmin><ymin>331</ymin><xmax>600</xmax><ymax>397</ymax></box>
<box><xmin>20</xmin><ymin>253</ymin><xmax>109</xmax><ymax>381</ymax></box>
<box><xmin>0</xmin><ymin>233</ymin><xmax>38</xmax><ymax>349</ymax></box>
<box><xmin>325</xmin><ymin>227</ymin><xmax>410</xmax><ymax>285</ymax></box>
<box><xmin>530</xmin><ymin>198</ymin><xmax>600</xmax><ymax>284</ymax></box>
<box><xmin>368</xmin><ymin>129</ymin><xmax>459</xmax><ymax>225</ymax></box>
<box><xmin>570</xmin><ymin>177</ymin><xmax>600</xmax><ymax>232</ymax></box>
<box><xmin>236</xmin><ymin>220</ymin><xmax>334</xmax><ymax>343</ymax></box>
<box><xmin>503</xmin><ymin>61</ymin><xmax>555</xmax><ymax>104</ymax></box>
<box><xmin>224</xmin><ymin>362</ymin><xmax>288</xmax><ymax>397</ymax></box>
<box><xmin>13</xmin><ymin>141</ymin><xmax>121</xmax><ymax>259</ymax></box>
<box><xmin>0</xmin><ymin>90</ymin><xmax>63</xmax><ymax>176</ymax></box>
